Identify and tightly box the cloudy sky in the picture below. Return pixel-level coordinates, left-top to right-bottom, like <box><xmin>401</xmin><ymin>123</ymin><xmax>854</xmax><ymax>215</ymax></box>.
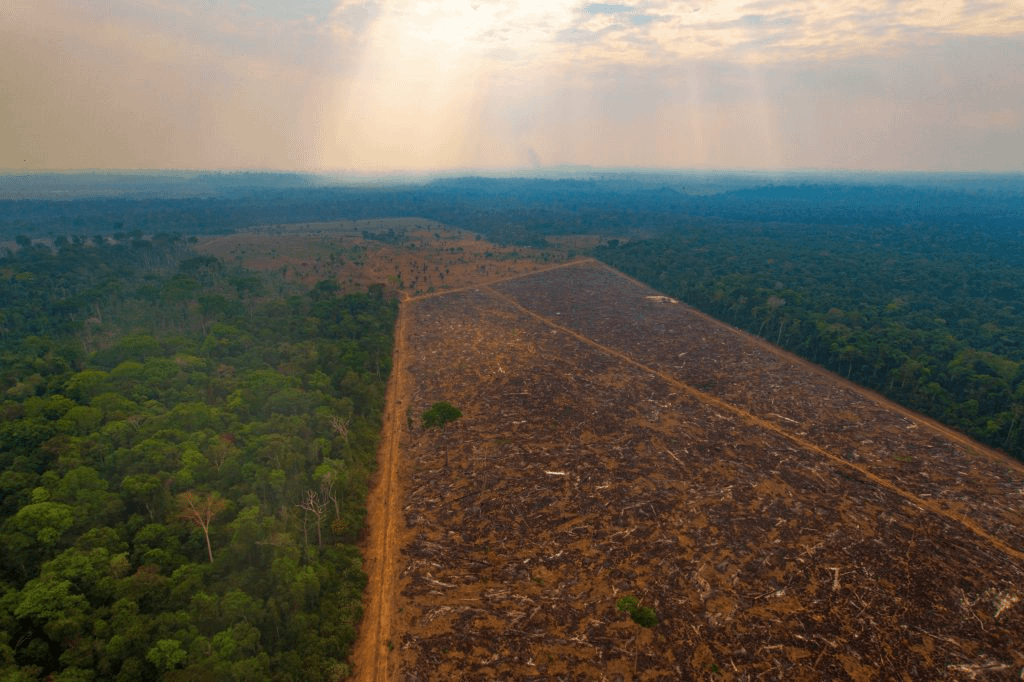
<box><xmin>2</xmin><ymin>0</ymin><xmax>1022</xmax><ymax>171</ymax></box>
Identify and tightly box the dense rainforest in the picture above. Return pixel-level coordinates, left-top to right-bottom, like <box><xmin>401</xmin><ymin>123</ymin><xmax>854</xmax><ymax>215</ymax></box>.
<box><xmin>593</xmin><ymin>222</ymin><xmax>1024</xmax><ymax>461</ymax></box>
<box><xmin>3</xmin><ymin>172</ymin><xmax>1022</xmax><ymax>463</ymax></box>
<box><xmin>0</xmin><ymin>236</ymin><xmax>396</xmax><ymax>680</ymax></box>
<box><xmin>3</xmin><ymin>172</ymin><xmax>1022</xmax><ymax>247</ymax></box>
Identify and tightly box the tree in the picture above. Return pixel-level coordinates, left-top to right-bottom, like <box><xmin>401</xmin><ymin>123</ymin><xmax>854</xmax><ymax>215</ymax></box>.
<box><xmin>177</xmin><ymin>491</ymin><xmax>227</xmax><ymax>563</ymax></box>
<box><xmin>421</xmin><ymin>402</ymin><xmax>462</xmax><ymax>468</ymax></box>
<box><xmin>616</xmin><ymin>595</ymin><xmax>657</xmax><ymax>675</ymax></box>
<box><xmin>12</xmin><ymin>576</ymin><xmax>92</xmax><ymax>667</ymax></box>
<box><xmin>297</xmin><ymin>487</ymin><xmax>330</xmax><ymax>549</ymax></box>
<box><xmin>9</xmin><ymin>500</ymin><xmax>75</xmax><ymax>546</ymax></box>
<box><xmin>146</xmin><ymin>638</ymin><xmax>188</xmax><ymax>672</ymax></box>
<box><xmin>617</xmin><ymin>595</ymin><xmax>657</xmax><ymax>627</ymax></box>
<box><xmin>421</xmin><ymin>401</ymin><xmax>462</xmax><ymax>429</ymax></box>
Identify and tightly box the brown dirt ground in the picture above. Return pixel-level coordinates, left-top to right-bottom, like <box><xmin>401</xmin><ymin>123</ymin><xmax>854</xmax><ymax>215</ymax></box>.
<box><xmin>194</xmin><ymin>218</ymin><xmax>581</xmax><ymax>294</ymax></box>
<box><xmin>380</xmin><ymin>259</ymin><xmax>1024</xmax><ymax>681</ymax></box>
<box><xmin>352</xmin><ymin>285</ymin><xmax>409</xmax><ymax>682</ymax></box>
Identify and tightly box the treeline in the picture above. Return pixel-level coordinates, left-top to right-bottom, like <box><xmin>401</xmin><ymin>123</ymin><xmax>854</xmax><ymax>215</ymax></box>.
<box><xmin>594</xmin><ymin>222</ymin><xmax>1024</xmax><ymax>461</ymax></box>
<box><xmin>0</xmin><ymin>238</ymin><xmax>396</xmax><ymax>679</ymax></box>
<box><xmin>0</xmin><ymin>171</ymin><xmax>318</xmax><ymax>201</ymax></box>
<box><xmin>5</xmin><ymin>176</ymin><xmax>1022</xmax><ymax>248</ymax></box>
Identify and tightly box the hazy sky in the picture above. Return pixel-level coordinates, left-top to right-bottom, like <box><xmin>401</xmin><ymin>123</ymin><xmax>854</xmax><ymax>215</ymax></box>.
<box><xmin>2</xmin><ymin>0</ymin><xmax>1022</xmax><ymax>172</ymax></box>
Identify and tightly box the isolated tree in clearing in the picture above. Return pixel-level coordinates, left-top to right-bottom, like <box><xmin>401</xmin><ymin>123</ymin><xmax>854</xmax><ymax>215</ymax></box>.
<box><xmin>617</xmin><ymin>594</ymin><xmax>657</xmax><ymax>627</ymax></box>
<box><xmin>617</xmin><ymin>594</ymin><xmax>657</xmax><ymax>675</ymax></box>
<box><xmin>422</xmin><ymin>401</ymin><xmax>462</xmax><ymax>468</ymax></box>
<box><xmin>421</xmin><ymin>401</ymin><xmax>462</xmax><ymax>429</ymax></box>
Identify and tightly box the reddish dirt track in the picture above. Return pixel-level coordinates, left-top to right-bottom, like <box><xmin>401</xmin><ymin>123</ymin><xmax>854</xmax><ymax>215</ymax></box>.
<box><xmin>352</xmin><ymin>290</ymin><xmax>412</xmax><ymax>682</ymax></box>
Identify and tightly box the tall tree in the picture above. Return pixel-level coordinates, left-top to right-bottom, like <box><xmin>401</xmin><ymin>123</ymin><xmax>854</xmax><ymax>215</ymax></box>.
<box><xmin>176</xmin><ymin>491</ymin><xmax>227</xmax><ymax>563</ymax></box>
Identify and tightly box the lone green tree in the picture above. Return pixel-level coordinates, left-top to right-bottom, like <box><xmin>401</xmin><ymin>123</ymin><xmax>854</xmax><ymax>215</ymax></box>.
<box><xmin>616</xmin><ymin>595</ymin><xmax>657</xmax><ymax>675</ymax></box>
<box><xmin>422</xmin><ymin>401</ymin><xmax>462</xmax><ymax>468</ymax></box>
<box><xmin>422</xmin><ymin>401</ymin><xmax>461</xmax><ymax>429</ymax></box>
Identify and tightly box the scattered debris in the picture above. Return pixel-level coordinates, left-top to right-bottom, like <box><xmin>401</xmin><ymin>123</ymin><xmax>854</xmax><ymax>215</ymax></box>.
<box><xmin>394</xmin><ymin>262</ymin><xmax>1024</xmax><ymax>680</ymax></box>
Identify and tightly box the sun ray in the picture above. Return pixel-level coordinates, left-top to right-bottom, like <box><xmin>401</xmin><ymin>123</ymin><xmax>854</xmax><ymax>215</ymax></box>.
<box><xmin>327</xmin><ymin>0</ymin><xmax>582</xmax><ymax>170</ymax></box>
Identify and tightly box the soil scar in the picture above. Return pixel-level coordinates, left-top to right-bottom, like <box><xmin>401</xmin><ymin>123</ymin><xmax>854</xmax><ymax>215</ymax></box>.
<box><xmin>408</xmin><ymin>258</ymin><xmax>596</xmax><ymax>303</ymax></box>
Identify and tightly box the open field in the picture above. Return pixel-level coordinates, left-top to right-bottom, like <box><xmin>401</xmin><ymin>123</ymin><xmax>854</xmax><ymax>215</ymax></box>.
<box><xmin>374</xmin><ymin>260</ymin><xmax>1024</xmax><ymax>680</ymax></box>
<box><xmin>194</xmin><ymin>218</ymin><xmax>581</xmax><ymax>293</ymax></box>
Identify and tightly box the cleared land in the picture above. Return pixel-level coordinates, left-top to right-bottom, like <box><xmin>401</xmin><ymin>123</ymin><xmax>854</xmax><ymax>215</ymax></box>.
<box><xmin>381</xmin><ymin>260</ymin><xmax>1024</xmax><ymax>681</ymax></box>
<box><xmin>197</xmin><ymin>225</ymin><xmax>1024</xmax><ymax>680</ymax></box>
<box><xmin>195</xmin><ymin>218</ymin><xmax>580</xmax><ymax>294</ymax></box>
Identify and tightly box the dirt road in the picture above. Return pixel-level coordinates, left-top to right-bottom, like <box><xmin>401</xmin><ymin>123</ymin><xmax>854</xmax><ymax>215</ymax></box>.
<box><xmin>351</xmin><ymin>296</ymin><xmax>409</xmax><ymax>682</ymax></box>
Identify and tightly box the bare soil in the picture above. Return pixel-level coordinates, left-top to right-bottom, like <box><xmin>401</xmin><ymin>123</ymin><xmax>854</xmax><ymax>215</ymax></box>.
<box><xmin>381</xmin><ymin>259</ymin><xmax>1024</xmax><ymax>681</ymax></box>
<box><xmin>352</xmin><ymin>289</ymin><xmax>410</xmax><ymax>682</ymax></box>
<box><xmin>195</xmin><ymin>218</ymin><xmax>577</xmax><ymax>294</ymax></box>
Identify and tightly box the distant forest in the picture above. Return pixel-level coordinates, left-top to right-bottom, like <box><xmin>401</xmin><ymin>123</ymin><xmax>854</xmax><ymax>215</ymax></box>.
<box><xmin>3</xmin><ymin>172</ymin><xmax>1023</xmax><ymax>246</ymax></box>
<box><xmin>1</xmin><ymin>236</ymin><xmax>395</xmax><ymax>679</ymax></box>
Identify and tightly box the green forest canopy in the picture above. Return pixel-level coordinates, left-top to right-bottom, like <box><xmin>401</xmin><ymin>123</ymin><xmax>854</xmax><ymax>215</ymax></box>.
<box><xmin>0</xmin><ymin>236</ymin><xmax>396</xmax><ymax>680</ymax></box>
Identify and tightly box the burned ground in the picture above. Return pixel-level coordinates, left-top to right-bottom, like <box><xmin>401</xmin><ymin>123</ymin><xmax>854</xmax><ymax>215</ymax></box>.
<box><xmin>391</xmin><ymin>260</ymin><xmax>1024</xmax><ymax>681</ymax></box>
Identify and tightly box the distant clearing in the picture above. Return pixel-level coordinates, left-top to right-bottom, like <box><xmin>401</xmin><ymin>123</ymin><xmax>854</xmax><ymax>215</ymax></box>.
<box><xmin>368</xmin><ymin>259</ymin><xmax>1024</xmax><ymax>680</ymax></box>
<box><xmin>195</xmin><ymin>218</ymin><xmax>585</xmax><ymax>293</ymax></box>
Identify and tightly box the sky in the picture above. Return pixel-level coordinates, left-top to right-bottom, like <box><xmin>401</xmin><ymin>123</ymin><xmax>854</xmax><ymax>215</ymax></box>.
<box><xmin>2</xmin><ymin>0</ymin><xmax>1022</xmax><ymax>172</ymax></box>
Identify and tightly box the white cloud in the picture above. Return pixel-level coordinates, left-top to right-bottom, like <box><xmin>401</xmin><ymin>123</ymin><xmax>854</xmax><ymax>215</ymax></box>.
<box><xmin>333</xmin><ymin>0</ymin><xmax>1024</xmax><ymax>72</ymax></box>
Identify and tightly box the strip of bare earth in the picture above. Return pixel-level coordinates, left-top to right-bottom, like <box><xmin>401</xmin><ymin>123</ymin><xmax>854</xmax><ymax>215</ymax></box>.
<box><xmin>490</xmin><ymin>261</ymin><xmax>1024</xmax><ymax>556</ymax></box>
<box><xmin>352</xmin><ymin>295</ymin><xmax>409</xmax><ymax>682</ymax></box>
<box><xmin>483</xmin><ymin>283</ymin><xmax>1024</xmax><ymax>563</ymax></box>
<box><xmin>398</xmin><ymin>281</ymin><xmax>1023</xmax><ymax>679</ymax></box>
